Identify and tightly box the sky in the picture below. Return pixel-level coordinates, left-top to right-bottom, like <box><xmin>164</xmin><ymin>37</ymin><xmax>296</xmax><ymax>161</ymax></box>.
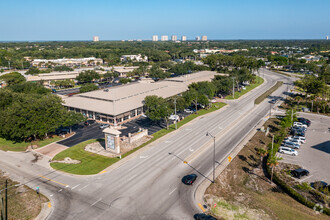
<box><xmin>0</xmin><ymin>0</ymin><xmax>329</xmax><ymax>41</ymax></box>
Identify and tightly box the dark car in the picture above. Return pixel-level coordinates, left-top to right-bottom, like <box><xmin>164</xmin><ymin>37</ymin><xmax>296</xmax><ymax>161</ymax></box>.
<box><xmin>291</xmin><ymin>168</ymin><xmax>309</xmax><ymax>179</ymax></box>
<box><xmin>84</xmin><ymin>120</ymin><xmax>95</xmax><ymax>126</ymax></box>
<box><xmin>290</xmin><ymin>128</ymin><xmax>305</xmax><ymax>137</ymax></box>
<box><xmin>298</xmin><ymin>117</ymin><xmax>311</xmax><ymax>127</ymax></box>
<box><xmin>182</xmin><ymin>174</ymin><xmax>197</xmax><ymax>185</ymax></box>
<box><xmin>194</xmin><ymin>213</ymin><xmax>217</xmax><ymax>220</ymax></box>
<box><xmin>310</xmin><ymin>181</ymin><xmax>328</xmax><ymax>189</ymax></box>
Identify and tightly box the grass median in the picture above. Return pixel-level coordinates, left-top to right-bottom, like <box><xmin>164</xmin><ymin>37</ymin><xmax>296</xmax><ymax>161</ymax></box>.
<box><xmin>0</xmin><ymin>136</ymin><xmax>63</xmax><ymax>152</ymax></box>
<box><xmin>51</xmin><ymin>102</ymin><xmax>226</xmax><ymax>175</ymax></box>
<box><xmin>225</xmin><ymin>76</ymin><xmax>264</xmax><ymax>100</ymax></box>
<box><xmin>254</xmin><ymin>81</ymin><xmax>283</xmax><ymax>105</ymax></box>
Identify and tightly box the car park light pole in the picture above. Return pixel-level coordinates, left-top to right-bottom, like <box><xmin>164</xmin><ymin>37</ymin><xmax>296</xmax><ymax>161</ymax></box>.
<box><xmin>206</xmin><ymin>132</ymin><xmax>216</xmax><ymax>183</ymax></box>
<box><xmin>174</xmin><ymin>98</ymin><xmax>177</xmax><ymax>130</ymax></box>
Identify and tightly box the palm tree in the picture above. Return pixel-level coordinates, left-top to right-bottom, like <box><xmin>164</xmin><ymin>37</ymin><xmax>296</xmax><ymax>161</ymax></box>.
<box><xmin>267</xmin><ymin>155</ymin><xmax>283</xmax><ymax>182</ymax></box>
<box><xmin>256</xmin><ymin>148</ymin><xmax>268</xmax><ymax>166</ymax></box>
<box><xmin>308</xmin><ymin>94</ymin><xmax>316</xmax><ymax>112</ymax></box>
<box><xmin>294</xmin><ymin>95</ymin><xmax>303</xmax><ymax>107</ymax></box>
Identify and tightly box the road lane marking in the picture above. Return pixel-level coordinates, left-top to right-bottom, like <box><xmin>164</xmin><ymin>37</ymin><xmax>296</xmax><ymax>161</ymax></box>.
<box><xmin>139</xmin><ymin>155</ymin><xmax>148</xmax><ymax>159</ymax></box>
<box><xmin>99</xmin><ymin>170</ymin><xmax>107</xmax><ymax>174</ymax></box>
<box><xmin>169</xmin><ymin>188</ymin><xmax>177</xmax><ymax>195</ymax></box>
<box><xmin>71</xmin><ymin>184</ymin><xmax>81</xmax><ymax>190</ymax></box>
<box><xmin>49</xmin><ymin>194</ymin><xmax>53</xmax><ymax>197</ymax></box>
<box><xmin>189</xmin><ymin>148</ymin><xmax>194</xmax><ymax>152</ymax></box>
<box><xmin>198</xmin><ymin>203</ymin><xmax>206</xmax><ymax>212</ymax></box>
<box><xmin>58</xmin><ymin>189</ymin><xmax>62</xmax><ymax>192</ymax></box>
<box><xmin>78</xmin><ymin>184</ymin><xmax>89</xmax><ymax>191</ymax></box>
<box><xmin>48</xmin><ymin>202</ymin><xmax>51</xmax><ymax>208</ymax></box>
<box><xmin>39</xmin><ymin>175</ymin><xmax>68</xmax><ymax>187</ymax></box>
<box><xmin>128</xmin><ymin>174</ymin><xmax>138</xmax><ymax>182</ymax></box>
<box><xmin>91</xmin><ymin>198</ymin><xmax>102</xmax><ymax>206</ymax></box>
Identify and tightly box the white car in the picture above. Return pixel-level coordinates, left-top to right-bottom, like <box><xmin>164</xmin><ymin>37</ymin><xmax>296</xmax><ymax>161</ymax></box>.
<box><xmin>99</xmin><ymin>124</ymin><xmax>110</xmax><ymax>129</ymax></box>
<box><xmin>293</xmin><ymin>122</ymin><xmax>307</xmax><ymax>128</ymax></box>
<box><xmin>169</xmin><ymin>114</ymin><xmax>179</xmax><ymax>121</ymax></box>
<box><xmin>283</xmin><ymin>141</ymin><xmax>300</xmax><ymax>149</ymax></box>
<box><xmin>184</xmin><ymin>109</ymin><xmax>194</xmax><ymax>114</ymax></box>
<box><xmin>284</xmin><ymin>137</ymin><xmax>304</xmax><ymax>145</ymax></box>
<box><xmin>279</xmin><ymin>147</ymin><xmax>298</xmax><ymax>156</ymax></box>
<box><xmin>293</xmin><ymin>136</ymin><xmax>306</xmax><ymax>143</ymax></box>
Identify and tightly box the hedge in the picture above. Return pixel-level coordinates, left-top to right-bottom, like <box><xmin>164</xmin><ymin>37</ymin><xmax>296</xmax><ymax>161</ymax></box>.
<box><xmin>255</xmin><ymin>81</ymin><xmax>283</xmax><ymax>105</ymax></box>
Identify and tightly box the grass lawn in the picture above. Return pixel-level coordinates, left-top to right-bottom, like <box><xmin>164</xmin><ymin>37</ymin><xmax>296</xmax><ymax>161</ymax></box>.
<box><xmin>51</xmin><ymin>102</ymin><xmax>227</xmax><ymax>175</ymax></box>
<box><xmin>225</xmin><ymin>76</ymin><xmax>264</xmax><ymax>100</ymax></box>
<box><xmin>0</xmin><ymin>136</ymin><xmax>63</xmax><ymax>152</ymax></box>
<box><xmin>51</xmin><ymin>139</ymin><xmax>120</xmax><ymax>175</ymax></box>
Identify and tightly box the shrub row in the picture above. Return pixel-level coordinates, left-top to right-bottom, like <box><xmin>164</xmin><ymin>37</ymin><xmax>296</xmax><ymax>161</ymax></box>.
<box><xmin>255</xmin><ymin>81</ymin><xmax>283</xmax><ymax>105</ymax></box>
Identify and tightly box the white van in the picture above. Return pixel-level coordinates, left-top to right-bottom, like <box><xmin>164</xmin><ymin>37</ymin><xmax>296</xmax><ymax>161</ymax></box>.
<box><xmin>279</xmin><ymin>147</ymin><xmax>298</xmax><ymax>156</ymax></box>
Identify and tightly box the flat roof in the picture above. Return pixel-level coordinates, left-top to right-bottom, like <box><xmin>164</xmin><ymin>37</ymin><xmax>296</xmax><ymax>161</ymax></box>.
<box><xmin>63</xmin><ymin>71</ymin><xmax>219</xmax><ymax>117</ymax></box>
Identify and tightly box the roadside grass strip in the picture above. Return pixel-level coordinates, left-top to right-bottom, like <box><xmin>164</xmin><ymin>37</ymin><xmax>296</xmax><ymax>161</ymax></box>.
<box><xmin>51</xmin><ymin>102</ymin><xmax>226</xmax><ymax>175</ymax></box>
<box><xmin>225</xmin><ymin>76</ymin><xmax>264</xmax><ymax>100</ymax></box>
<box><xmin>50</xmin><ymin>139</ymin><xmax>119</xmax><ymax>175</ymax></box>
<box><xmin>254</xmin><ymin>81</ymin><xmax>283</xmax><ymax>105</ymax></box>
<box><xmin>0</xmin><ymin>136</ymin><xmax>63</xmax><ymax>152</ymax></box>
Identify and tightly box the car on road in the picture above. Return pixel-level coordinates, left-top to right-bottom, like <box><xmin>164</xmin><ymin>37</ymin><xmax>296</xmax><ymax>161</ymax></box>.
<box><xmin>99</xmin><ymin>124</ymin><xmax>110</xmax><ymax>129</ymax></box>
<box><xmin>298</xmin><ymin>117</ymin><xmax>311</xmax><ymax>127</ymax></box>
<box><xmin>283</xmin><ymin>141</ymin><xmax>300</xmax><ymax>149</ymax></box>
<box><xmin>291</xmin><ymin>168</ymin><xmax>309</xmax><ymax>179</ymax></box>
<box><xmin>279</xmin><ymin>147</ymin><xmax>298</xmax><ymax>156</ymax></box>
<box><xmin>182</xmin><ymin>174</ymin><xmax>197</xmax><ymax>185</ymax></box>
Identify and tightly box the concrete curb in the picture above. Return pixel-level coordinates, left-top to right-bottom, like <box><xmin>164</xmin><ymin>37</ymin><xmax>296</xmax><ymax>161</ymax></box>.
<box><xmin>35</xmin><ymin>202</ymin><xmax>53</xmax><ymax>220</ymax></box>
<box><xmin>194</xmin><ymin>114</ymin><xmax>268</xmax><ymax>212</ymax></box>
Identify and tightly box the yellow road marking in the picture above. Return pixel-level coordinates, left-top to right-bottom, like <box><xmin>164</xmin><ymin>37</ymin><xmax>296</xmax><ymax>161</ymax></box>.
<box><xmin>39</xmin><ymin>175</ymin><xmax>68</xmax><ymax>187</ymax></box>
<box><xmin>99</xmin><ymin>170</ymin><xmax>107</xmax><ymax>174</ymax></box>
<box><xmin>47</xmin><ymin>202</ymin><xmax>51</xmax><ymax>208</ymax></box>
<box><xmin>198</xmin><ymin>203</ymin><xmax>206</xmax><ymax>212</ymax></box>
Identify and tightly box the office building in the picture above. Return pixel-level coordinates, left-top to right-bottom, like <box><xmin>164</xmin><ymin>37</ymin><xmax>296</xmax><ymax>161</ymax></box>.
<box><xmin>171</xmin><ymin>35</ymin><xmax>177</xmax><ymax>41</ymax></box>
<box><xmin>181</xmin><ymin>36</ymin><xmax>187</xmax><ymax>41</ymax></box>
<box><xmin>161</xmin><ymin>35</ymin><xmax>168</xmax><ymax>41</ymax></box>
<box><xmin>196</xmin><ymin>36</ymin><xmax>201</xmax><ymax>41</ymax></box>
<box><xmin>152</xmin><ymin>35</ymin><xmax>158</xmax><ymax>41</ymax></box>
<box><xmin>63</xmin><ymin>71</ymin><xmax>219</xmax><ymax>125</ymax></box>
<box><xmin>202</xmin><ymin>35</ymin><xmax>208</xmax><ymax>41</ymax></box>
<box><xmin>326</xmin><ymin>36</ymin><xmax>329</xmax><ymax>40</ymax></box>
<box><xmin>93</xmin><ymin>36</ymin><xmax>99</xmax><ymax>42</ymax></box>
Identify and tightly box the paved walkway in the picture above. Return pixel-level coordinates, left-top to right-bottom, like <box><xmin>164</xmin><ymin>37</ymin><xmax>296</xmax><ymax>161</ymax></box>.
<box><xmin>35</xmin><ymin>143</ymin><xmax>68</xmax><ymax>158</ymax></box>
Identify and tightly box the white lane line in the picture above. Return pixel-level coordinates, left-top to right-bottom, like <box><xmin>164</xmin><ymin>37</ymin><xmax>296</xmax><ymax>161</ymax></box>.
<box><xmin>185</xmin><ymin>128</ymin><xmax>192</xmax><ymax>131</ymax></box>
<box><xmin>169</xmin><ymin>188</ymin><xmax>177</xmax><ymax>195</ymax></box>
<box><xmin>50</xmin><ymin>194</ymin><xmax>53</xmax><ymax>197</ymax></box>
<box><xmin>139</xmin><ymin>155</ymin><xmax>148</xmax><ymax>159</ymax></box>
<box><xmin>78</xmin><ymin>184</ymin><xmax>89</xmax><ymax>191</ymax></box>
<box><xmin>91</xmin><ymin>198</ymin><xmax>102</xmax><ymax>206</ymax></box>
<box><xmin>65</xmin><ymin>185</ymin><xmax>69</xmax><ymax>188</ymax></box>
<box><xmin>128</xmin><ymin>174</ymin><xmax>138</xmax><ymax>182</ymax></box>
<box><xmin>299</xmin><ymin>175</ymin><xmax>313</xmax><ymax>182</ymax></box>
<box><xmin>189</xmin><ymin>148</ymin><xmax>194</xmax><ymax>152</ymax></box>
<box><xmin>58</xmin><ymin>189</ymin><xmax>62</xmax><ymax>192</ymax></box>
<box><xmin>164</xmin><ymin>141</ymin><xmax>171</xmax><ymax>143</ymax></box>
<box><xmin>71</xmin><ymin>184</ymin><xmax>81</xmax><ymax>190</ymax></box>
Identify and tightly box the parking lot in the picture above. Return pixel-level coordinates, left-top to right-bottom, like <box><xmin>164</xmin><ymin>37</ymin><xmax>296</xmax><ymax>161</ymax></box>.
<box><xmin>280</xmin><ymin>113</ymin><xmax>330</xmax><ymax>183</ymax></box>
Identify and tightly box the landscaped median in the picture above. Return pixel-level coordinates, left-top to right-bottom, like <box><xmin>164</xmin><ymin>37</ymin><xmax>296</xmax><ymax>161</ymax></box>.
<box><xmin>225</xmin><ymin>76</ymin><xmax>264</xmax><ymax>100</ymax></box>
<box><xmin>50</xmin><ymin>102</ymin><xmax>227</xmax><ymax>175</ymax></box>
<box><xmin>0</xmin><ymin>136</ymin><xmax>63</xmax><ymax>152</ymax></box>
<box><xmin>254</xmin><ymin>81</ymin><xmax>283</xmax><ymax>104</ymax></box>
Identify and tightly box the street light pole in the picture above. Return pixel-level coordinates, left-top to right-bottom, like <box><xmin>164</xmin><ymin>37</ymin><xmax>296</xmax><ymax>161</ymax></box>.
<box><xmin>174</xmin><ymin>98</ymin><xmax>177</xmax><ymax>130</ymax></box>
<box><xmin>206</xmin><ymin>132</ymin><xmax>216</xmax><ymax>183</ymax></box>
<box><xmin>232</xmin><ymin>77</ymin><xmax>235</xmax><ymax>99</ymax></box>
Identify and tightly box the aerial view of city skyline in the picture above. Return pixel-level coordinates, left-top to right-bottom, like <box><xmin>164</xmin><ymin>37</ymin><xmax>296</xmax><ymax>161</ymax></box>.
<box><xmin>1</xmin><ymin>0</ymin><xmax>329</xmax><ymax>41</ymax></box>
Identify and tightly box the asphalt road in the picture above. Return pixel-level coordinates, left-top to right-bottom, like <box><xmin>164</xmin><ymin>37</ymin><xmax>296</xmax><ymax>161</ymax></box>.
<box><xmin>0</xmin><ymin>69</ymin><xmax>293</xmax><ymax>219</ymax></box>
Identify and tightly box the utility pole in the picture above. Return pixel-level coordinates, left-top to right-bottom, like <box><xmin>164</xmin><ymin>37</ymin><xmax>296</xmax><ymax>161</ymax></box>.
<box><xmin>5</xmin><ymin>180</ymin><xmax>7</xmax><ymax>220</ymax></box>
<box><xmin>269</xmin><ymin>103</ymin><xmax>272</xmax><ymax>117</ymax></box>
<box><xmin>174</xmin><ymin>98</ymin><xmax>177</xmax><ymax>130</ymax></box>
<box><xmin>232</xmin><ymin>77</ymin><xmax>235</xmax><ymax>99</ymax></box>
<box><xmin>8</xmin><ymin>61</ymin><xmax>10</xmax><ymax>71</ymax></box>
<box><xmin>291</xmin><ymin>109</ymin><xmax>293</xmax><ymax>127</ymax></box>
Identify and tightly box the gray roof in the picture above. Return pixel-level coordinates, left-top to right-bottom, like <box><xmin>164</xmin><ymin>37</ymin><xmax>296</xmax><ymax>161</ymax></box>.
<box><xmin>63</xmin><ymin>71</ymin><xmax>219</xmax><ymax>116</ymax></box>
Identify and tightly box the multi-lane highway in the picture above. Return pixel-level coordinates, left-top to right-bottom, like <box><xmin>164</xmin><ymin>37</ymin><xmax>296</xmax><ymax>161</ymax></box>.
<box><xmin>0</xmin><ymin>69</ymin><xmax>292</xmax><ymax>219</ymax></box>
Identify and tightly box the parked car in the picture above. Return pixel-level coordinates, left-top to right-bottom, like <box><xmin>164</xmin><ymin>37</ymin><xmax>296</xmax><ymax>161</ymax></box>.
<box><xmin>283</xmin><ymin>141</ymin><xmax>300</xmax><ymax>149</ymax></box>
<box><xmin>194</xmin><ymin>213</ymin><xmax>217</xmax><ymax>220</ymax></box>
<box><xmin>310</xmin><ymin>181</ymin><xmax>328</xmax><ymax>190</ymax></box>
<box><xmin>269</xmin><ymin>99</ymin><xmax>277</xmax><ymax>104</ymax></box>
<box><xmin>290</xmin><ymin>128</ymin><xmax>305</xmax><ymax>137</ymax></box>
<box><xmin>84</xmin><ymin>120</ymin><xmax>95</xmax><ymax>126</ymax></box>
<box><xmin>284</xmin><ymin>137</ymin><xmax>304</xmax><ymax>145</ymax></box>
<box><xmin>169</xmin><ymin>114</ymin><xmax>179</xmax><ymax>121</ymax></box>
<box><xmin>279</xmin><ymin>147</ymin><xmax>298</xmax><ymax>156</ymax></box>
<box><xmin>298</xmin><ymin>117</ymin><xmax>311</xmax><ymax>127</ymax></box>
<box><xmin>293</xmin><ymin>122</ymin><xmax>307</xmax><ymax>128</ymax></box>
<box><xmin>182</xmin><ymin>174</ymin><xmax>197</xmax><ymax>185</ymax></box>
<box><xmin>291</xmin><ymin>168</ymin><xmax>309</xmax><ymax>179</ymax></box>
<box><xmin>184</xmin><ymin>109</ymin><xmax>194</xmax><ymax>114</ymax></box>
<box><xmin>293</xmin><ymin>136</ymin><xmax>306</xmax><ymax>143</ymax></box>
<box><xmin>99</xmin><ymin>124</ymin><xmax>110</xmax><ymax>129</ymax></box>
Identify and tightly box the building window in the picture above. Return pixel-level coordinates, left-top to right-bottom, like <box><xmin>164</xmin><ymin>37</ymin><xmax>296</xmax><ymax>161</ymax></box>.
<box><xmin>75</xmin><ymin>108</ymin><xmax>80</xmax><ymax>113</ymax></box>
<box><xmin>124</xmin><ymin>115</ymin><xmax>129</xmax><ymax>121</ymax></box>
<box><xmin>82</xmin><ymin>110</ymin><xmax>87</xmax><ymax>116</ymax></box>
<box><xmin>137</xmin><ymin>108</ymin><xmax>143</xmax><ymax>115</ymax></box>
<box><xmin>95</xmin><ymin>113</ymin><xmax>100</xmax><ymax>121</ymax></box>
<box><xmin>69</xmin><ymin>107</ymin><xmax>74</xmax><ymax>111</ymax></box>
<box><xmin>101</xmin><ymin>117</ymin><xmax>107</xmax><ymax>122</ymax></box>
<box><xmin>88</xmin><ymin>111</ymin><xmax>93</xmax><ymax>118</ymax></box>
<box><xmin>130</xmin><ymin>110</ymin><xmax>136</xmax><ymax>117</ymax></box>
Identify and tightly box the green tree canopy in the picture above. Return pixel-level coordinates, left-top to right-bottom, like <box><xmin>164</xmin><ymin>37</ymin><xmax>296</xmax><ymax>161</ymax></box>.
<box><xmin>0</xmin><ymin>72</ymin><xmax>26</xmax><ymax>85</ymax></box>
<box><xmin>79</xmin><ymin>83</ymin><xmax>98</xmax><ymax>93</ymax></box>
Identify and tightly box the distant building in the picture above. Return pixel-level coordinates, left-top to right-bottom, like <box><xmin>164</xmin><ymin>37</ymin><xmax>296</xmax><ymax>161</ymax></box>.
<box><xmin>195</xmin><ymin>36</ymin><xmax>200</xmax><ymax>41</ymax></box>
<box><xmin>171</xmin><ymin>35</ymin><xmax>177</xmax><ymax>41</ymax></box>
<box><xmin>120</xmin><ymin>54</ymin><xmax>148</xmax><ymax>63</ymax></box>
<box><xmin>181</xmin><ymin>36</ymin><xmax>187</xmax><ymax>41</ymax></box>
<box><xmin>93</xmin><ymin>36</ymin><xmax>99</xmax><ymax>42</ymax></box>
<box><xmin>32</xmin><ymin>57</ymin><xmax>103</xmax><ymax>68</ymax></box>
<box><xmin>161</xmin><ymin>35</ymin><xmax>168</xmax><ymax>41</ymax></box>
<box><xmin>326</xmin><ymin>36</ymin><xmax>329</xmax><ymax>40</ymax></box>
<box><xmin>152</xmin><ymin>35</ymin><xmax>158</xmax><ymax>41</ymax></box>
<box><xmin>202</xmin><ymin>35</ymin><xmax>207</xmax><ymax>41</ymax></box>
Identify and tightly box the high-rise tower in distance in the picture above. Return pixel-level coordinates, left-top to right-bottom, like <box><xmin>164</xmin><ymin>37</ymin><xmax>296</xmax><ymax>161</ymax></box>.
<box><xmin>93</xmin><ymin>36</ymin><xmax>99</xmax><ymax>42</ymax></box>
<box><xmin>152</xmin><ymin>35</ymin><xmax>158</xmax><ymax>41</ymax></box>
<box><xmin>181</xmin><ymin>36</ymin><xmax>187</xmax><ymax>41</ymax></box>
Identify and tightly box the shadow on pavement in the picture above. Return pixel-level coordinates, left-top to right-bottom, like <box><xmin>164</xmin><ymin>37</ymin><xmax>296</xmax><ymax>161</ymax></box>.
<box><xmin>311</xmin><ymin>141</ymin><xmax>330</xmax><ymax>154</ymax></box>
